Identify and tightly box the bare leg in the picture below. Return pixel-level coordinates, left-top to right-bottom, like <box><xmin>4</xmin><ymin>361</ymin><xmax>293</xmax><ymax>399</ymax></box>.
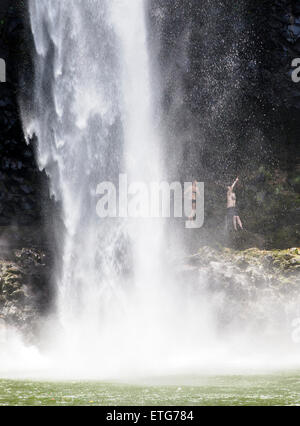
<box><xmin>237</xmin><ymin>216</ymin><xmax>243</xmax><ymax>229</ymax></box>
<box><xmin>233</xmin><ymin>216</ymin><xmax>238</xmax><ymax>231</ymax></box>
<box><xmin>189</xmin><ymin>209</ymin><xmax>196</xmax><ymax>221</ymax></box>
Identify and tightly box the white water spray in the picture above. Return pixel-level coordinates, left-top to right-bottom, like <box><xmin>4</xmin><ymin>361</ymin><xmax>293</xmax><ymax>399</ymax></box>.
<box><xmin>1</xmin><ymin>0</ymin><xmax>298</xmax><ymax>380</ymax></box>
<box><xmin>18</xmin><ymin>0</ymin><xmax>171</xmax><ymax>377</ymax></box>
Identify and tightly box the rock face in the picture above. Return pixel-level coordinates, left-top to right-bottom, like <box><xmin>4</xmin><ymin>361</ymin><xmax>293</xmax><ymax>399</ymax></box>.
<box><xmin>0</xmin><ymin>1</ymin><xmax>55</xmax><ymax>336</ymax></box>
<box><xmin>149</xmin><ymin>0</ymin><xmax>300</xmax><ymax>249</ymax></box>
<box><xmin>180</xmin><ymin>246</ymin><xmax>300</xmax><ymax>334</ymax></box>
<box><xmin>0</xmin><ymin>0</ymin><xmax>51</xmax><ymax>227</ymax></box>
<box><xmin>185</xmin><ymin>246</ymin><xmax>300</xmax><ymax>287</ymax></box>
<box><xmin>0</xmin><ymin>247</ymin><xmax>53</xmax><ymax>340</ymax></box>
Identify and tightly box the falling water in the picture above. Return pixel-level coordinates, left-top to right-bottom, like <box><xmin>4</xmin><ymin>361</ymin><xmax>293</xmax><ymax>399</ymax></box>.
<box><xmin>11</xmin><ymin>0</ymin><xmax>300</xmax><ymax>380</ymax></box>
<box><xmin>19</xmin><ymin>0</ymin><xmax>171</xmax><ymax>377</ymax></box>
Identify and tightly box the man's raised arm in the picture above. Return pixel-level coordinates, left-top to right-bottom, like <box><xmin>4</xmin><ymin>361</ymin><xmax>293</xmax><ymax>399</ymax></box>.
<box><xmin>229</xmin><ymin>177</ymin><xmax>239</xmax><ymax>191</ymax></box>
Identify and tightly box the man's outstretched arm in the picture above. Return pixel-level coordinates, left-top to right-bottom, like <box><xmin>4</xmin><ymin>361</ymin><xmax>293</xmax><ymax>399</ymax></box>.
<box><xmin>229</xmin><ymin>177</ymin><xmax>239</xmax><ymax>191</ymax></box>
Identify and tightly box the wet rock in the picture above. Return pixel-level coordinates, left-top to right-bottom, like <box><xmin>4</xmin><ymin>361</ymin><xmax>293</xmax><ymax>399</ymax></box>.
<box><xmin>0</xmin><ymin>246</ymin><xmax>53</xmax><ymax>339</ymax></box>
<box><xmin>179</xmin><ymin>245</ymin><xmax>300</xmax><ymax>330</ymax></box>
<box><xmin>185</xmin><ymin>246</ymin><xmax>300</xmax><ymax>288</ymax></box>
<box><xmin>0</xmin><ymin>0</ymin><xmax>54</xmax><ymax>228</ymax></box>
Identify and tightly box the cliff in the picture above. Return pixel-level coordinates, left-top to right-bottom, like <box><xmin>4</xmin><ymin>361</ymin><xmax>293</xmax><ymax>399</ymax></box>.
<box><xmin>0</xmin><ymin>0</ymin><xmax>299</xmax><ymax>335</ymax></box>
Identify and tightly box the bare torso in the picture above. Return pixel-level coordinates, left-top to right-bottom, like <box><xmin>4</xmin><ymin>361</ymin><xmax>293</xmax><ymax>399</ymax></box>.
<box><xmin>227</xmin><ymin>190</ymin><xmax>236</xmax><ymax>208</ymax></box>
<box><xmin>226</xmin><ymin>177</ymin><xmax>243</xmax><ymax>230</ymax></box>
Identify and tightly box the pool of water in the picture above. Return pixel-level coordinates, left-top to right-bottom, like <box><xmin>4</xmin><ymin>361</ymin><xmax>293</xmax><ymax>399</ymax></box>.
<box><xmin>1</xmin><ymin>373</ymin><xmax>300</xmax><ymax>406</ymax></box>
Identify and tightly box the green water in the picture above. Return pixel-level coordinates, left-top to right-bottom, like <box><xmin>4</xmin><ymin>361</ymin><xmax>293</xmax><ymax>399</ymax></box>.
<box><xmin>1</xmin><ymin>373</ymin><xmax>300</xmax><ymax>406</ymax></box>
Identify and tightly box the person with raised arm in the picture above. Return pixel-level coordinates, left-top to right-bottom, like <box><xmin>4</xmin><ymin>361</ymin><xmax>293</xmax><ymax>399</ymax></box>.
<box><xmin>226</xmin><ymin>177</ymin><xmax>243</xmax><ymax>231</ymax></box>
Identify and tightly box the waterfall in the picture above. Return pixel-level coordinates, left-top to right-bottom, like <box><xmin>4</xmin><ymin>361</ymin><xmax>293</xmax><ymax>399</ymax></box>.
<box><xmin>21</xmin><ymin>0</ymin><xmax>168</xmax><ymax>376</ymax></box>
<box><xmin>15</xmin><ymin>0</ymin><xmax>300</xmax><ymax>380</ymax></box>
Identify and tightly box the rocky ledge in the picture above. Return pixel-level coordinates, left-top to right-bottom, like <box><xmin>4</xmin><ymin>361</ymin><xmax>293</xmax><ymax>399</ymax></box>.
<box><xmin>179</xmin><ymin>246</ymin><xmax>300</xmax><ymax>332</ymax></box>
<box><xmin>182</xmin><ymin>246</ymin><xmax>300</xmax><ymax>296</ymax></box>
<box><xmin>185</xmin><ymin>246</ymin><xmax>300</xmax><ymax>282</ymax></box>
<box><xmin>0</xmin><ymin>247</ymin><xmax>53</xmax><ymax>341</ymax></box>
<box><xmin>1</xmin><ymin>244</ymin><xmax>299</xmax><ymax>339</ymax></box>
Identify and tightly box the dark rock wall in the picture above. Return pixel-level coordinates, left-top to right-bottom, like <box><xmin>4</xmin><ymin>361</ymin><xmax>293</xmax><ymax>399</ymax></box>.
<box><xmin>0</xmin><ymin>0</ymin><xmax>51</xmax><ymax>231</ymax></box>
<box><xmin>0</xmin><ymin>1</ymin><xmax>54</xmax><ymax>335</ymax></box>
<box><xmin>148</xmin><ymin>0</ymin><xmax>300</xmax><ymax>248</ymax></box>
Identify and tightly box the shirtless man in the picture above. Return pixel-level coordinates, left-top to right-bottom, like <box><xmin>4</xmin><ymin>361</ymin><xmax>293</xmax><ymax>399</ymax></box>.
<box><xmin>227</xmin><ymin>177</ymin><xmax>243</xmax><ymax>231</ymax></box>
